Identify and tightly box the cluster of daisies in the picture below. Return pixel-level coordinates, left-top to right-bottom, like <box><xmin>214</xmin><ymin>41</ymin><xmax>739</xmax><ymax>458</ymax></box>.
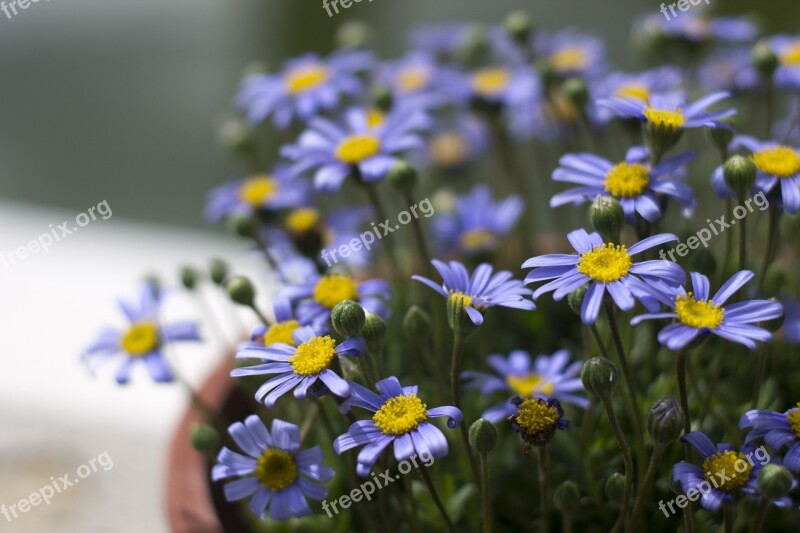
<box><xmin>83</xmin><ymin>7</ymin><xmax>800</xmax><ymax>531</ymax></box>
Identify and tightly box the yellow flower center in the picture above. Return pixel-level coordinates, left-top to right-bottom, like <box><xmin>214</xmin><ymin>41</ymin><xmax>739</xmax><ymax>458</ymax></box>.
<box><xmin>674</xmin><ymin>293</ymin><xmax>725</xmax><ymax>329</ymax></box>
<box><xmin>644</xmin><ymin>107</ymin><xmax>686</xmax><ymax>129</ymax></box>
<box><xmin>313</xmin><ymin>274</ymin><xmax>359</xmax><ymax>308</ymax></box>
<box><xmin>604</xmin><ymin>162</ymin><xmax>650</xmax><ymax>198</ymax></box>
<box><xmin>289</xmin><ymin>335</ymin><xmax>337</xmax><ymax>376</ymax></box>
<box><xmin>515</xmin><ymin>398</ymin><xmax>560</xmax><ymax>435</ymax></box>
<box><xmin>780</xmin><ymin>42</ymin><xmax>800</xmax><ymax>66</ymax></box>
<box><xmin>449</xmin><ymin>291</ymin><xmax>474</xmax><ymax>308</ymax></box>
<box><xmin>471</xmin><ymin>68</ymin><xmax>510</xmax><ymax>96</ymax></box>
<box><xmin>786</xmin><ymin>403</ymin><xmax>800</xmax><ymax>438</ymax></box>
<box><xmin>286</xmin><ymin>208</ymin><xmax>320</xmax><ymax>233</ymax></box>
<box><xmin>285</xmin><ymin>65</ymin><xmax>328</xmax><ymax>94</ymax></box>
<box><xmin>703</xmin><ymin>451</ymin><xmax>751</xmax><ymax>492</ymax></box>
<box><xmin>615</xmin><ymin>83</ymin><xmax>650</xmax><ymax>103</ymax></box>
<box><xmin>373</xmin><ymin>394</ymin><xmax>428</xmax><ymax>436</ymax></box>
<box><xmin>255</xmin><ymin>449</ymin><xmax>298</xmax><ymax>491</ymax></box>
<box><xmin>239</xmin><ymin>176</ymin><xmax>279</xmax><ymax>207</ymax></box>
<box><xmin>550</xmin><ymin>47</ymin><xmax>587</xmax><ymax>73</ymax></box>
<box><xmin>507</xmin><ymin>373</ymin><xmax>555</xmax><ymax>397</ymax></box>
<box><xmin>264</xmin><ymin>320</ymin><xmax>301</xmax><ymax>346</ymax></box>
<box><xmin>366</xmin><ymin>109</ymin><xmax>386</xmax><ymax>129</ymax></box>
<box><xmin>752</xmin><ymin>146</ymin><xmax>800</xmax><ymax>178</ymax></box>
<box><xmin>577</xmin><ymin>244</ymin><xmax>632</xmax><ymax>283</ymax></box>
<box><xmin>121</xmin><ymin>322</ymin><xmax>159</xmax><ymax>356</ymax></box>
<box><xmin>397</xmin><ymin>68</ymin><xmax>429</xmax><ymax>93</ymax></box>
<box><xmin>429</xmin><ymin>133</ymin><xmax>469</xmax><ymax>167</ymax></box>
<box><xmin>335</xmin><ymin>134</ymin><xmax>381</xmax><ymax>164</ymax></box>
<box><xmin>459</xmin><ymin>229</ymin><xmax>495</xmax><ymax>250</ymax></box>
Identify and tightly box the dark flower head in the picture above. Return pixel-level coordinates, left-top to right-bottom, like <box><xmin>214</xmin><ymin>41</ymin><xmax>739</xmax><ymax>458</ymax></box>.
<box><xmin>508</xmin><ymin>397</ymin><xmax>569</xmax><ymax>454</ymax></box>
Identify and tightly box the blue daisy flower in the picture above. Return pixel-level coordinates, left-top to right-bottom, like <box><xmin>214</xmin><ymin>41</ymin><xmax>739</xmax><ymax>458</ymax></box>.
<box><xmin>212</xmin><ymin>416</ymin><xmax>335</xmax><ymax>520</ymax></box>
<box><xmin>461</xmin><ymin>349</ymin><xmax>588</xmax><ymax>424</ymax></box>
<box><xmin>333</xmin><ymin>376</ymin><xmax>462</xmax><ymax>477</ymax></box>
<box><xmin>593</xmin><ymin>66</ymin><xmax>682</xmax><ymax>122</ymax></box>
<box><xmin>426</xmin><ymin>112</ymin><xmax>490</xmax><ymax>171</ymax></box>
<box><xmin>433</xmin><ymin>184</ymin><xmax>524</xmax><ymax>256</ymax></box>
<box><xmin>278</xmin><ymin>272</ymin><xmax>390</xmax><ymax>333</ymax></box>
<box><xmin>535</xmin><ymin>29</ymin><xmax>606</xmax><ymax>81</ymax></box>
<box><xmin>741</xmin><ymin>404</ymin><xmax>800</xmax><ymax>474</ymax></box>
<box><xmin>232</xmin><ymin>326</ymin><xmax>364</xmax><ymax>406</ymax></box>
<box><xmin>236</xmin><ymin>51</ymin><xmax>372</xmax><ymax>129</ymax></box>
<box><xmin>412</xmin><ymin>260</ymin><xmax>536</xmax><ymax>326</ymax></box>
<box><xmin>83</xmin><ymin>283</ymin><xmax>200</xmax><ymax>384</ymax></box>
<box><xmin>550</xmin><ymin>147</ymin><xmax>696</xmax><ymax>222</ymax></box>
<box><xmin>281</xmin><ymin>107</ymin><xmax>431</xmax><ymax>193</ymax></box>
<box><xmin>508</xmin><ymin>397</ymin><xmax>569</xmax><ymax>453</ymax></box>
<box><xmin>673</xmin><ymin>431</ymin><xmax>765</xmax><ymax>513</ymax></box>
<box><xmin>408</xmin><ymin>23</ymin><xmax>471</xmax><ymax>59</ymax></box>
<box><xmin>522</xmin><ymin>229</ymin><xmax>684</xmax><ymax>325</ymax></box>
<box><xmin>782</xmin><ymin>298</ymin><xmax>800</xmax><ymax>344</ymax></box>
<box><xmin>632</xmin><ymin>271</ymin><xmax>783</xmax><ymax>350</ymax></box>
<box><xmin>767</xmin><ymin>35</ymin><xmax>800</xmax><ymax>89</ymax></box>
<box><xmin>697</xmin><ymin>47</ymin><xmax>759</xmax><ymax>93</ymax></box>
<box><xmin>239</xmin><ymin>298</ymin><xmax>302</xmax><ymax>351</ymax></box>
<box><xmin>204</xmin><ymin>166</ymin><xmax>311</xmax><ymax>223</ymax></box>
<box><xmin>376</xmin><ymin>51</ymin><xmax>469</xmax><ymax>110</ymax></box>
<box><xmin>599</xmin><ymin>91</ymin><xmax>736</xmax><ymax>132</ymax></box>
<box><xmin>637</xmin><ymin>12</ymin><xmax>758</xmax><ymax>44</ymax></box>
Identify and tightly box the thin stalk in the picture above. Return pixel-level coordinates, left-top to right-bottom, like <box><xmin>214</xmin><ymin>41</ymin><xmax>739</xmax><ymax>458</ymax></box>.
<box><xmin>403</xmin><ymin>190</ymin><xmax>434</xmax><ymax>276</ymax></box>
<box><xmin>589</xmin><ymin>324</ymin><xmax>611</xmax><ymax>359</ymax></box>
<box><xmin>598</xmin><ymin>395</ymin><xmax>633</xmax><ymax>533</ymax></box>
<box><xmin>451</xmin><ymin>333</ymin><xmax>481</xmax><ymax>484</ymax></box>
<box><xmin>758</xmin><ymin>205</ymin><xmax>780</xmax><ymax>292</ymax></box>
<box><xmin>403</xmin><ymin>473</ymin><xmax>421</xmax><ymax>533</ymax></box>
<box><xmin>418</xmin><ymin>466</ymin><xmax>457</xmax><ymax>533</ymax></box>
<box><xmin>362</xmin><ymin>181</ymin><xmax>399</xmax><ymax>278</ymax></box>
<box><xmin>536</xmin><ymin>446</ymin><xmax>550</xmax><ymax>533</ymax></box>
<box><xmin>479</xmin><ymin>453</ymin><xmax>491</xmax><ymax>533</ymax></box>
<box><xmin>753</xmin><ymin>499</ymin><xmax>770</xmax><ymax>533</ymax></box>
<box><xmin>737</xmin><ymin>194</ymin><xmax>747</xmax><ymax>271</ymax></box>
<box><xmin>676</xmin><ymin>348</ymin><xmax>695</xmax><ymax>533</ymax></box>
<box><xmin>724</xmin><ymin>506</ymin><xmax>734</xmax><ymax>533</ymax></box>
<box><xmin>247</xmin><ymin>303</ymin><xmax>270</xmax><ymax>327</ymax></box>
<box><xmin>628</xmin><ymin>445</ymin><xmax>664</xmax><ymax>531</ymax></box>
<box><xmin>751</xmin><ymin>345</ymin><xmax>769</xmax><ymax>409</ymax></box>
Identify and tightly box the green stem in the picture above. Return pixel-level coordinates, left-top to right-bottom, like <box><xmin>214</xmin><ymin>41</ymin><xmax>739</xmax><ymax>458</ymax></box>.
<box><xmin>479</xmin><ymin>453</ymin><xmax>492</xmax><ymax>533</ymax></box>
<box><xmin>628</xmin><ymin>445</ymin><xmax>664</xmax><ymax>531</ymax></box>
<box><xmin>753</xmin><ymin>499</ymin><xmax>769</xmax><ymax>533</ymax></box>
<box><xmin>758</xmin><ymin>205</ymin><xmax>780</xmax><ymax>293</ymax></box>
<box><xmin>589</xmin><ymin>324</ymin><xmax>611</xmax><ymax>359</ymax></box>
<box><xmin>403</xmin><ymin>474</ymin><xmax>421</xmax><ymax>533</ymax></box>
<box><xmin>362</xmin><ymin>181</ymin><xmax>399</xmax><ymax>279</ymax></box>
<box><xmin>451</xmin><ymin>333</ymin><xmax>481</xmax><ymax>484</ymax></box>
<box><xmin>247</xmin><ymin>303</ymin><xmax>270</xmax><ymax>327</ymax></box>
<box><xmin>537</xmin><ymin>446</ymin><xmax>550</xmax><ymax>533</ymax></box>
<box><xmin>599</xmin><ymin>395</ymin><xmax>633</xmax><ymax>533</ymax></box>
<box><xmin>738</xmin><ymin>194</ymin><xmax>747</xmax><ymax>272</ymax></box>
<box><xmin>751</xmin><ymin>345</ymin><xmax>769</xmax><ymax>409</ymax></box>
<box><xmin>418</xmin><ymin>466</ymin><xmax>457</xmax><ymax>533</ymax></box>
<box><xmin>724</xmin><ymin>506</ymin><xmax>734</xmax><ymax>533</ymax></box>
<box><xmin>676</xmin><ymin>348</ymin><xmax>695</xmax><ymax>533</ymax></box>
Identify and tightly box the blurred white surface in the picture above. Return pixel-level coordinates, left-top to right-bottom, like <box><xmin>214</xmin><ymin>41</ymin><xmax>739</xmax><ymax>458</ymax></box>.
<box><xmin>0</xmin><ymin>201</ymin><xmax>267</xmax><ymax>532</ymax></box>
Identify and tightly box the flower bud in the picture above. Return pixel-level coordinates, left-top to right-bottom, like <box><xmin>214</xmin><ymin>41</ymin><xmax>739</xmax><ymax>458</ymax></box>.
<box><xmin>751</xmin><ymin>41</ymin><xmax>779</xmax><ymax>78</ymax></box>
<box><xmin>362</xmin><ymin>312</ymin><xmax>387</xmax><ymax>354</ymax></box>
<box><xmin>241</xmin><ymin>61</ymin><xmax>271</xmax><ymax>78</ymax></box>
<box><xmin>688</xmin><ymin>249</ymin><xmax>717</xmax><ymax>279</ymax></box>
<box><xmin>553</xmin><ymin>481</ymin><xmax>580</xmax><ymax>513</ymax></box>
<box><xmin>646</xmin><ymin>397</ymin><xmax>685</xmax><ymax>447</ymax></box>
<box><xmin>581</xmin><ymin>357</ymin><xmax>618</xmax><ymax>398</ymax></box>
<box><xmin>370</xmin><ymin>85</ymin><xmax>393</xmax><ymax>112</ymax></box>
<box><xmin>191</xmin><ymin>423</ymin><xmax>220</xmax><ymax>456</ymax></box>
<box><xmin>336</xmin><ymin>20</ymin><xmax>372</xmax><ymax>49</ymax></box>
<box><xmin>568</xmin><ymin>285</ymin><xmax>588</xmax><ymax>316</ymax></box>
<box><xmin>589</xmin><ymin>195</ymin><xmax>625</xmax><ymax>243</ymax></box>
<box><xmin>459</xmin><ymin>24</ymin><xmax>490</xmax><ymax>66</ymax></box>
<box><xmin>403</xmin><ymin>305</ymin><xmax>432</xmax><ymax>340</ymax></box>
<box><xmin>219</xmin><ymin>118</ymin><xmax>256</xmax><ymax>154</ymax></box>
<box><xmin>643</xmin><ymin>117</ymin><xmax>684</xmax><ymax>165</ymax></box>
<box><xmin>447</xmin><ymin>294</ymin><xmax>480</xmax><ymax>337</ymax></box>
<box><xmin>505</xmin><ymin>11</ymin><xmax>533</xmax><ymax>44</ymax></box>
<box><xmin>331</xmin><ymin>300</ymin><xmax>366</xmax><ymax>338</ymax></box>
<box><xmin>209</xmin><ymin>258</ymin><xmax>229</xmax><ymax>286</ymax></box>
<box><xmin>723</xmin><ymin>155</ymin><xmax>757</xmax><ymax>198</ymax></box>
<box><xmin>757</xmin><ymin>464</ymin><xmax>793</xmax><ymax>501</ymax></box>
<box><xmin>563</xmin><ymin>77</ymin><xmax>589</xmax><ymax>111</ymax></box>
<box><xmin>226</xmin><ymin>276</ymin><xmax>256</xmax><ymax>307</ymax></box>
<box><xmin>469</xmin><ymin>419</ymin><xmax>498</xmax><ymax>454</ymax></box>
<box><xmin>228</xmin><ymin>213</ymin><xmax>259</xmax><ymax>239</ymax></box>
<box><xmin>386</xmin><ymin>161</ymin><xmax>418</xmax><ymax>194</ymax></box>
<box><xmin>605</xmin><ymin>473</ymin><xmax>625</xmax><ymax>503</ymax></box>
<box><xmin>704</xmin><ymin>116</ymin><xmax>735</xmax><ymax>155</ymax></box>
<box><xmin>180</xmin><ymin>266</ymin><xmax>199</xmax><ymax>290</ymax></box>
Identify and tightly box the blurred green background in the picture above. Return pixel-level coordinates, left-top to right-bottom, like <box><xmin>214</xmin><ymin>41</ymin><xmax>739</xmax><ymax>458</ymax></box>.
<box><xmin>1</xmin><ymin>0</ymin><xmax>798</xmax><ymax>227</ymax></box>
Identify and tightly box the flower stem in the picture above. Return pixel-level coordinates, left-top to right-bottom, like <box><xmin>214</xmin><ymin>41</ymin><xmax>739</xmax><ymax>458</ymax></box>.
<box><xmin>479</xmin><ymin>452</ymin><xmax>492</xmax><ymax>533</ymax></box>
<box><xmin>724</xmin><ymin>506</ymin><xmax>734</xmax><ymax>533</ymax></box>
<box><xmin>536</xmin><ymin>446</ymin><xmax>551</xmax><ymax>533</ymax></box>
<box><xmin>247</xmin><ymin>303</ymin><xmax>270</xmax><ymax>327</ymax></box>
<box><xmin>598</xmin><ymin>395</ymin><xmax>633</xmax><ymax>533</ymax></box>
<box><xmin>751</xmin><ymin>345</ymin><xmax>769</xmax><ymax>409</ymax></box>
<box><xmin>451</xmin><ymin>333</ymin><xmax>481</xmax><ymax>484</ymax></box>
<box><xmin>627</xmin><ymin>445</ymin><xmax>664</xmax><ymax>532</ymax></box>
<box><xmin>753</xmin><ymin>499</ymin><xmax>769</xmax><ymax>533</ymax></box>
<box><xmin>676</xmin><ymin>348</ymin><xmax>695</xmax><ymax>533</ymax></box>
<box><xmin>418</xmin><ymin>466</ymin><xmax>457</xmax><ymax>533</ymax></box>
<box><xmin>758</xmin><ymin>205</ymin><xmax>780</xmax><ymax>292</ymax></box>
<box><xmin>737</xmin><ymin>194</ymin><xmax>748</xmax><ymax>271</ymax></box>
<box><xmin>589</xmin><ymin>324</ymin><xmax>611</xmax><ymax>359</ymax></box>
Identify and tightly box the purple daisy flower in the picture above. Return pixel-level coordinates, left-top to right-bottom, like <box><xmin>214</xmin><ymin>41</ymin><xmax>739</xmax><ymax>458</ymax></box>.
<box><xmin>432</xmin><ymin>184</ymin><xmax>524</xmax><ymax>256</ymax></box>
<box><xmin>697</xmin><ymin>47</ymin><xmax>759</xmax><ymax>93</ymax></box>
<box><xmin>236</xmin><ymin>51</ymin><xmax>372</xmax><ymax>129</ymax></box>
<box><xmin>376</xmin><ymin>51</ymin><xmax>469</xmax><ymax>110</ymax></box>
<box><xmin>412</xmin><ymin>260</ymin><xmax>536</xmax><ymax>326</ymax></box>
<box><xmin>426</xmin><ymin>112</ymin><xmax>490</xmax><ymax>171</ymax></box>
<box><xmin>239</xmin><ymin>298</ymin><xmax>302</xmax><ymax>352</ymax></box>
<box><xmin>638</xmin><ymin>12</ymin><xmax>758</xmax><ymax>44</ymax></box>
<box><xmin>522</xmin><ymin>229</ymin><xmax>684</xmax><ymax>325</ymax></box>
<box><xmin>278</xmin><ymin>272</ymin><xmax>390</xmax><ymax>333</ymax></box>
<box><xmin>741</xmin><ymin>404</ymin><xmax>800</xmax><ymax>474</ymax></box>
<box><xmin>782</xmin><ymin>298</ymin><xmax>800</xmax><ymax>344</ymax></box>
<box><xmin>82</xmin><ymin>284</ymin><xmax>200</xmax><ymax>384</ymax></box>
<box><xmin>631</xmin><ymin>271</ymin><xmax>783</xmax><ymax>350</ymax></box>
<box><xmin>673</xmin><ymin>431</ymin><xmax>766</xmax><ymax>513</ymax></box>
<box><xmin>726</xmin><ymin>135</ymin><xmax>800</xmax><ymax>214</ymax></box>
<box><xmin>212</xmin><ymin>416</ymin><xmax>335</xmax><ymax>520</ymax></box>
<box><xmin>231</xmin><ymin>326</ymin><xmax>364</xmax><ymax>406</ymax></box>
<box><xmin>204</xmin><ymin>166</ymin><xmax>311</xmax><ymax>223</ymax></box>
<box><xmin>281</xmin><ymin>107</ymin><xmax>431</xmax><ymax>193</ymax></box>
<box><xmin>599</xmin><ymin>91</ymin><xmax>736</xmax><ymax>132</ymax></box>
<box><xmin>550</xmin><ymin>147</ymin><xmax>696</xmax><ymax>222</ymax></box>
<box><xmin>333</xmin><ymin>376</ymin><xmax>462</xmax><ymax>477</ymax></box>
<box><xmin>408</xmin><ymin>23</ymin><xmax>471</xmax><ymax>59</ymax></box>
<box><xmin>535</xmin><ymin>29</ymin><xmax>607</xmax><ymax>81</ymax></box>
<box><xmin>461</xmin><ymin>349</ymin><xmax>588</xmax><ymax>424</ymax></box>
<box><xmin>767</xmin><ymin>35</ymin><xmax>800</xmax><ymax>89</ymax></box>
<box><xmin>593</xmin><ymin>66</ymin><xmax>682</xmax><ymax>122</ymax></box>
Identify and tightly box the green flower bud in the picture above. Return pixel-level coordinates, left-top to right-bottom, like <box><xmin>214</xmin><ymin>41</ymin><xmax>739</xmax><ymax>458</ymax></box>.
<box><xmin>226</xmin><ymin>276</ymin><xmax>256</xmax><ymax>307</ymax></box>
<box><xmin>209</xmin><ymin>258</ymin><xmax>229</xmax><ymax>286</ymax></box>
<box><xmin>537</xmin><ymin>62</ymin><xmax>557</xmax><ymax>90</ymax></box>
<box><xmin>646</xmin><ymin>397</ymin><xmax>685</xmax><ymax>447</ymax></box>
<box><xmin>386</xmin><ymin>161</ymin><xmax>418</xmax><ymax>194</ymax></box>
<box><xmin>403</xmin><ymin>305</ymin><xmax>432</xmax><ymax>340</ymax></box>
<box><xmin>459</xmin><ymin>24</ymin><xmax>489</xmax><ymax>66</ymax></box>
<box><xmin>336</xmin><ymin>20</ymin><xmax>372</xmax><ymax>49</ymax></box>
<box><xmin>219</xmin><ymin>118</ymin><xmax>256</xmax><ymax>154</ymax></box>
<box><xmin>757</xmin><ymin>464</ymin><xmax>793</xmax><ymax>500</ymax></box>
<box><xmin>723</xmin><ymin>155</ymin><xmax>757</xmax><ymax>198</ymax></box>
<box><xmin>581</xmin><ymin>357</ymin><xmax>618</xmax><ymax>399</ymax></box>
<box><xmin>605</xmin><ymin>473</ymin><xmax>625</xmax><ymax>503</ymax></box>
<box><xmin>704</xmin><ymin>116</ymin><xmax>735</xmax><ymax>156</ymax></box>
<box><xmin>563</xmin><ymin>77</ymin><xmax>589</xmax><ymax>111</ymax></box>
<box><xmin>331</xmin><ymin>299</ymin><xmax>366</xmax><ymax>338</ymax></box>
<box><xmin>643</xmin><ymin>118</ymin><xmax>684</xmax><ymax>165</ymax></box>
<box><xmin>589</xmin><ymin>195</ymin><xmax>625</xmax><ymax>243</ymax></box>
<box><xmin>568</xmin><ymin>284</ymin><xmax>588</xmax><ymax>316</ymax></box>
<box><xmin>553</xmin><ymin>480</ymin><xmax>580</xmax><ymax>513</ymax></box>
<box><xmin>688</xmin><ymin>249</ymin><xmax>717</xmax><ymax>278</ymax></box>
<box><xmin>228</xmin><ymin>213</ymin><xmax>258</xmax><ymax>239</ymax></box>
<box><xmin>370</xmin><ymin>85</ymin><xmax>393</xmax><ymax>112</ymax></box>
<box><xmin>180</xmin><ymin>266</ymin><xmax>199</xmax><ymax>290</ymax></box>
<box><xmin>469</xmin><ymin>419</ymin><xmax>497</xmax><ymax>454</ymax></box>
<box><xmin>505</xmin><ymin>11</ymin><xmax>533</xmax><ymax>44</ymax></box>
<box><xmin>751</xmin><ymin>41</ymin><xmax>779</xmax><ymax>78</ymax></box>
<box><xmin>447</xmin><ymin>294</ymin><xmax>480</xmax><ymax>338</ymax></box>
<box><xmin>190</xmin><ymin>423</ymin><xmax>221</xmax><ymax>456</ymax></box>
<box><xmin>362</xmin><ymin>312</ymin><xmax>387</xmax><ymax>354</ymax></box>
<box><xmin>241</xmin><ymin>60</ymin><xmax>271</xmax><ymax>78</ymax></box>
